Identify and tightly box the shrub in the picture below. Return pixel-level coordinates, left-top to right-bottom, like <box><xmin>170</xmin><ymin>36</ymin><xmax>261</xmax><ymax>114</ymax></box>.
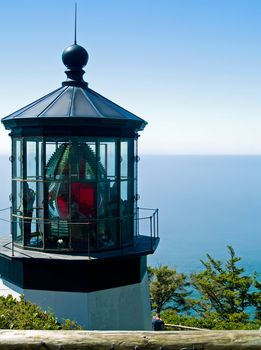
<box><xmin>161</xmin><ymin>309</ymin><xmax>261</xmax><ymax>330</ymax></box>
<box><xmin>0</xmin><ymin>295</ymin><xmax>82</xmax><ymax>330</ymax></box>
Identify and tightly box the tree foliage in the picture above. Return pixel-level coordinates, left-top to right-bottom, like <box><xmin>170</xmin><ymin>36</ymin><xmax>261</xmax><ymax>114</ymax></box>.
<box><xmin>148</xmin><ymin>265</ymin><xmax>190</xmax><ymax>313</ymax></box>
<box><xmin>253</xmin><ymin>277</ymin><xmax>261</xmax><ymax>320</ymax></box>
<box><xmin>190</xmin><ymin>245</ymin><xmax>258</xmax><ymax>321</ymax></box>
<box><xmin>161</xmin><ymin>309</ymin><xmax>261</xmax><ymax>330</ymax></box>
<box><xmin>149</xmin><ymin>246</ymin><xmax>261</xmax><ymax>330</ymax></box>
<box><xmin>0</xmin><ymin>295</ymin><xmax>82</xmax><ymax>330</ymax></box>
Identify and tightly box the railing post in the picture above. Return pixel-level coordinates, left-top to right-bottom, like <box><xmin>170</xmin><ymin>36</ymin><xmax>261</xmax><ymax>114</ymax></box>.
<box><xmin>153</xmin><ymin>211</ymin><xmax>156</xmax><ymax>241</ymax></box>
<box><xmin>10</xmin><ymin>207</ymin><xmax>14</xmax><ymax>257</ymax></box>
<box><xmin>156</xmin><ymin>208</ymin><xmax>159</xmax><ymax>238</ymax></box>
<box><xmin>150</xmin><ymin>216</ymin><xmax>152</xmax><ymax>251</ymax></box>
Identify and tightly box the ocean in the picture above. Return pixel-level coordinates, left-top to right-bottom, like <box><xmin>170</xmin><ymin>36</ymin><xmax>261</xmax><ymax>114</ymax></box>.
<box><xmin>0</xmin><ymin>155</ymin><xmax>260</xmax><ymax>277</ymax></box>
<box><xmin>139</xmin><ymin>155</ymin><xmax>261</xmax><ymax>276</ymax></box>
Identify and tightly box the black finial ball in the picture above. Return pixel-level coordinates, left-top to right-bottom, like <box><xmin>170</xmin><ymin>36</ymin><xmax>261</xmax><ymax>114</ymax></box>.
<box><xmin>62</xmin><ymin>44</ymin><xmax>88</xmax><ymax>69</ymax></box>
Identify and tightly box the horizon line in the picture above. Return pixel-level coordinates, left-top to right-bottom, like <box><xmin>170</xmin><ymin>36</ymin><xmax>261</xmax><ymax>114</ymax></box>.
<box><xmin>1</xmin><ymin>152</ymin><xmax>261</xmax><ymax>157</ymax></box>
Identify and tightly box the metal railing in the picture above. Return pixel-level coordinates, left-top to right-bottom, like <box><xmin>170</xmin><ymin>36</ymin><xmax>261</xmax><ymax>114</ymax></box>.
<box><xmin>137</xmin><ymin>207</ymin><xmax>159</xmax><ymax>251</ymax></box>
<box><xmin>0</xmin><ymin>207</ymin><xmax>159</xmax><ymax>256</ymax></box>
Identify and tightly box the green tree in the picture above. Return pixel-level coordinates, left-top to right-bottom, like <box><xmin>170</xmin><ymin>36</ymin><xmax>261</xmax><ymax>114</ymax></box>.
<box><xmin>253</xmin><ymin>277</ymin><xmax>261</xmax><ymax>320</ymax></box>
<box><xmin>160</xmin><ymin>309</ymin><xmax>261</xmax><ymax>330</ymax></box>
<box><xmin>148</xmin><ymin>265</ymin><xmax>190</xmax><ymax>313</ymax></box>
<box><xmin>190</xmin><ymin>245</ymin><xmax>258</xmax><ymax>322</ymax></box>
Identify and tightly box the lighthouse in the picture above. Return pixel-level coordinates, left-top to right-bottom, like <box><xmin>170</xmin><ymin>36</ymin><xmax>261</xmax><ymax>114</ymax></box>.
<box><xmin>0</xmin><ymin>39</ymin><xmax>159</xmax><ymax>330</ymax></box>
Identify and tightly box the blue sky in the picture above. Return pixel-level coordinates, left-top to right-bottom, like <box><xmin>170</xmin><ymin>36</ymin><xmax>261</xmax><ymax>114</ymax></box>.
<box><xmin>0</xmin><ymin>0</ymin><xmax>261</xmax><ymax>154</ymax></box>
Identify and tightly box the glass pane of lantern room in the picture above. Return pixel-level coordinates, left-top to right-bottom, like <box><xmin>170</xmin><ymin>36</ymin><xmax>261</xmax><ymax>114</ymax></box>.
<box><xmin>72</xmin><ymin>141</ymin><xmax>96</xmax><ymax>180</ymax></box>
<box><xmin>46</xmin><ymin>181</ymin><xmax>70</xmax><ymax>249</ymax></box>
<box><xmin>26</xmin><ymin>141</ymin><xmax>37</xmax><ymax>179</ymax></box>
<box><xmin>14</xmin><ymin>218</ymin><xmax>23</xmax><ymax>245</ymax></box>
<box><xmin>35</xmin><ymin>181</ymin><xmax>44</xmax><ymax>248</ymax></box>
<box><xmin>69</xmin><ymin>140</ymin><xmax>97</xmax><ymax>250</ymax></box>
<box><xmin>120</xmin><ymin>180</ymin><xmax>132</xmax><ymax>245</ymax></box>
<box><xmin>15</xmin><ymin>140</ymin><xmax>22</xmax><ymax>178</ymax></box>
<box><xmin>46</xmin><ymin>141</ymin><xmax>70</xmax><ymax>180</ymax></box>
<box><xmin>38</xmin><ymin>141</ymin><xmax>43</xmax><ymax>178</ymax></box>
<box><xmin>71</xmin><ymin>181</ymin><xmax>96</xmax><ymax>250</ymax></box>
<box><xmin>121</xmin><ymin>141</ymin><xmax>128</xmax><ymax>179</ymax></box>
<box><xmin>13</xmin><ymin>181</ymin><xmax>23</xmax><ymax>244</ymax></box>
<box><xmin>97</xmin><ymin>181</ymin><xmax>118</xmax><ymax>249</ymax></box>
<box><xmin>15</xmin><ymin>181</ymin><xmax>22</xmax><ymax>213</ymax></box>
<box><xmin>24</xmin><ymin>181</ymin><xmax>36</xmax><ymax>247</ymax></box>
<box><xmin>99</xmin><ymin>141</ymin><xmax>116</xmax><ymax>179</ymax></box>
<box><xmin>45</xmin><ymin>142</ymin><xmax>57</xmax><ymax>179</ymax></box>
<box><xmin>46</xmin><ymin>142</ymin><xmax>56</xmax><ymax>163</ymax></box>
<box><xmin>84</xmin><ymin>142</ymin><xmax>96</xmax><ymax>180</ymax></box>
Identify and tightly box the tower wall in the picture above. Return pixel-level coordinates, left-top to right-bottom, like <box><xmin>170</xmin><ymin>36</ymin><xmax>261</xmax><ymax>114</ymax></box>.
<box><xmin>2</xmin><ymin>273</ymin><xmax>152</xmax><ymax>330</ymax></box>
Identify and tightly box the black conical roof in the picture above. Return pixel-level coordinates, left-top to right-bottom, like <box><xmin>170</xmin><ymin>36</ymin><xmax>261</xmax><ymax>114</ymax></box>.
<box><xmin>2</xmin><ymin>43</ymin><xmax>147</xmax><ymax>135</ymax></box>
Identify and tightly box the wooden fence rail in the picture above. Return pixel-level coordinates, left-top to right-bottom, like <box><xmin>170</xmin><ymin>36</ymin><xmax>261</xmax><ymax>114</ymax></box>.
<box><xmin>165</xmin><ymin>323</ymin><xmax>208</xmax><ymax>331</ymax></box>
<box><xmin>0</xmin><ymin>330</ymin><xmax>260</xmax><ymax>349</ymax></box>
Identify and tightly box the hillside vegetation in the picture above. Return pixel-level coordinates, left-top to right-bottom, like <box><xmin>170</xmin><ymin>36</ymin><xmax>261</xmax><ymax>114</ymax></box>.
<box><xmin>149</xmin><ymin>246</ymin><xmax>261</xmax><ymax>330</ymax></box>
